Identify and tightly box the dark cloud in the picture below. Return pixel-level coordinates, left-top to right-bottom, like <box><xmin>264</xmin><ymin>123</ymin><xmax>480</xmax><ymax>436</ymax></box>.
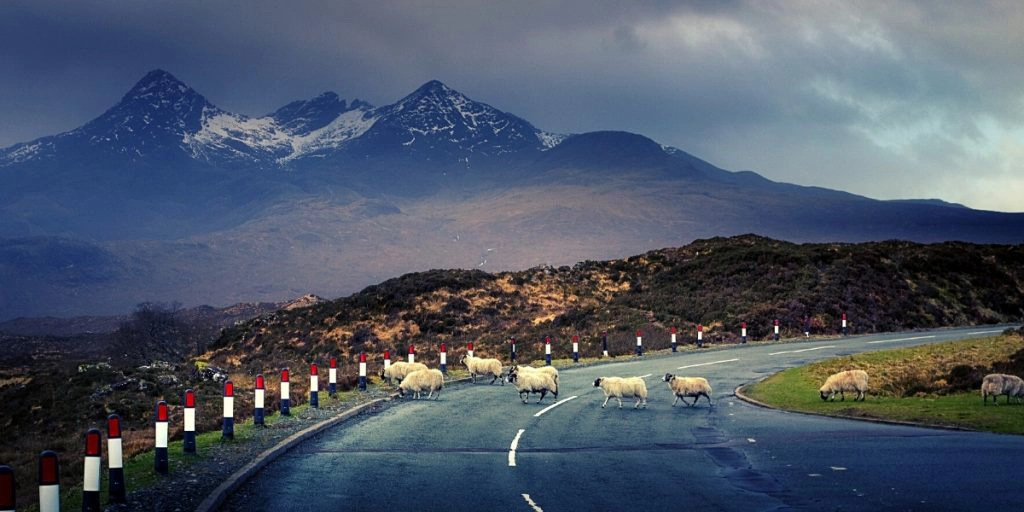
<box><xmin>1</xmin><ymin>0</ymin><xmax>1021</xmax><ymax>211</ymax></box>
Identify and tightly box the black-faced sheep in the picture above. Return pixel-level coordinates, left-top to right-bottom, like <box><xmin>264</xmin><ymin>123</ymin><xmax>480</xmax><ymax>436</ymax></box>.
<box><xmin>819</xmin><ymin>369</ymin><xmax>868</xmax><ymax>401</ymax></box>
<box><xmin>982</xmin><ymin>373</ymin><xmax>1024</xmax><ymax>405</ymax></box>
<box><xmin>593</xmin><ymin>377</ymin><xmax>648</xmax><ymax>409</ymax></box>
<box><xmin>507</xmin><ymin>367</ymin><xmax>558</xmax><ymax>404</ymax></box>
<box><xmin>662</xmin><ymin>373</ymin><xmax>713</xmax><ymax>407</ymax></box>
<box><xmin>381</xmin><ymin>361</ymin><xmax>428</xmax><ymax>385</ymax></box>
<box><xmin>398</xmin><ymin>368</ymin><xmax>444</xmax><ymax>400</ymax></box>
<box><xmin>460</xmin><ymin>355</ymin><xmax>505</xmax><ymax>385</ymax></box>
<box><xmin>507</xmin><ymin>365</ymin><xmax>559</xmax><ymax>387</ymax></box>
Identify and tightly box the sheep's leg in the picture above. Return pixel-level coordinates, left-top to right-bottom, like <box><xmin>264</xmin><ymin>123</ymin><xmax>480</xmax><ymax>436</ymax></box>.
<box><xmin>537</xmin><ymin>390</ymin><xmax>548</xmax><ymax>404</ymax></box>
<box><xmin>704</xmin><ymin>393</ymin><xmax>713</xmax><ymax>407</ymax></box>
<box><xmin>490</xmin><ymin>374</ymin><xmax>498</xmax><ymax>385</ymax></box>
<box><xmin>617</xmin><ymin>396</ymin><xmax>624</xmax><ymax>409</ymax></box>
<box><xmin>672</xmin><ymin>395</ymin><xmax>679</xmax><ymax>407</ymax></box>
<box><xmin>602</xmin><ymin>395</ymin><xmax>610</xmax><ymax>408</ymax></box>
<box><xmin>840</xmin><ymin>390</ymin><xmax>845</xmax><ymax>401</ymax></box>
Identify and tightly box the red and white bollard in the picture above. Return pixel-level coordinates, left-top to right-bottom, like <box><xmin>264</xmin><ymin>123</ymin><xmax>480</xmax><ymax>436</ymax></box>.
<box><xmin>38</xmin><ymin>450</ymin><xmax>60</xmax><ymax>512</ymax></box>
<box><xmin>741</xmin><ymin>322</ymin><xmax>748</xmax><ymax>344</ymax></box>
<box><xmin>842</xmin><ymin>313</ymin><xmax>848</xmax><ymax>336</ymax></box>
<box><xmin>545</xmin><ymin>336</ymin><xmax>552</xmax><ymax>365</ymax></box>
<box><xmin>222</xmin><ymin>381</ymin><xmax>235</xmax><ymax>439</ymax></box>
<box><xmin>636</xmin><ymin>330</ymin><xmax>643</xmax><ymax>356</ymax></box>
<box><xmin>0</xmin><ymin>464</ymin><xmax>14</xmax><ymax>512</ymax></box>
<box><xmin>408</xmin><ymin>345</ymin><xmax>416</xmax><ymax>363</ymax></box>
<box><xmin>602</xmin><ymin>331</ymin><xmax>609</xmax><ymax>358</ymax></box>
<box><xmin>383</xmin><ymin>350</ymin><xmax>391</xmax><ymax>374</ymax></box>
<box><xmin>254</xmin><ymin>374</ymin><xmax>266</xmax><ymax>425</ymax></box>
<box><xmin>183</xmin><ymin>389</ymin><xmax>196</xmax><ymax>453</ymax></box>
<box><xmin>467</xmin><ymin>342</ymin><xmax>474</xmax><ymax>358</ymax></box>
<box><xmin>329</xmin><ymin>357</ymin><xmax>338</xmax><ymax>397</ymax></box>
<box><xmin>154</xmin><ymin>401</ymin><xmax>169</xmax><ymax>474</ymax></box>
<box><xmin>107</xmin><ymin>414</ymin><xmax>126</xmax><ymax>503</ymax></box>
<box><xmin>510</xmin><ymin>337</ymin><xmax>517</xmax><ymax>362</ymax></box>
<box><xmin>440</xmin><ymin>343</ymin><xmax>448</xmax><ymax>373</ymax></box>
<box><xmin>83</xmin><ymin>428</ymin><xmax>102</xmax><ymax>512</ymax></box>
<box><xmin>697</xmin><ymin>324</ymin><xmax>704</xmax><ymax>348</ymax></box>
<box><xmin>280</xmin><ymin>369</ymin><xmax>291</xmax><ymax>416</ymax></box>
<box><xmin>671</xmin><ymin>327</ymin><xmax>678</xmax><ymax>352</ymax></box>
<box><xmin>309</xmin><ymin>363</ymin><xmax>319</xmax><ymax>409</ymax></box>
<box><xmin>572</xmin><ymin>335</ymin><xmax>580</xmax><ymax>363</ymax></box>
<box><xmin>774</xmin><ymin>319</ymin><xmax>780</xmax><ymax>341</ymax></box>
<box><xmin>359</xmin><ymin>352</ymin><xmax>367</xmax><ymax>391</ymax></box>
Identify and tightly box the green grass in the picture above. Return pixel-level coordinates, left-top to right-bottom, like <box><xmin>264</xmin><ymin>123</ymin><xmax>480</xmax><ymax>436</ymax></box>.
<box><xmin>744</xmin><ymin>336</ymin><xmax>1024</xmax><ymax>434</ymax></box>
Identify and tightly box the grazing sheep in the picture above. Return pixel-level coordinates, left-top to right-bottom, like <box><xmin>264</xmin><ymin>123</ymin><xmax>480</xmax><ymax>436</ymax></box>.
<box><xmin>507</xmin><ymin>365</ymin><xmax>559</xmax><ymax>388</ymax></box>
<box><xmin>507</xmin><ymin>368</ymin><xmax>558</xmax><ymax>404</ymax></box>
<box><xmin>593</xmin><ymin>377</ymin><xmax>648</xmax><ymax>409</ymax></box>
<box><xmin>380</xmin><ymin>361</ymin><xmax>428</xmax><ymax>385</ymax></box>
<box><xmin>398</xmin><ymin>368</ymin><xmax>444</xmax><ymax>400</ymax></box>
<box><xmin>819</xmin><ymin>370</ymin><xmax>869</xmax><ymax>401</ymax></box>
<box><xmin>460</xmin><ymin>355</ymin><xmax>505</xmax><ymax>385</ymax></box>
<box><xmin>982</xmin><ymin>373</ymin><xmax>1024</xmax><ymax>405</ymax></box>
<box><xmin>662</xmin><ymin>373</ymin><xmax>713</xmax><ymax>407</ymax></box>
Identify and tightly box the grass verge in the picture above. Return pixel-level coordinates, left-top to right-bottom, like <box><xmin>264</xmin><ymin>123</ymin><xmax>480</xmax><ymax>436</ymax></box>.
<box><xmin>742</xmin><ymin>335</ymin><xmax>1024</xmax><ymax>434</ymax></box>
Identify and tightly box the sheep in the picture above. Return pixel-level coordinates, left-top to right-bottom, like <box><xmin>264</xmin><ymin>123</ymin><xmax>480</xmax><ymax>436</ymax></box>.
<box><xmin>819</xmin><ymin>369</ymin><xmax>869</xmax><ymax>401</ymax></box>
<box><xmin>460</xmin><ymin>355</ymin><xmax>505</xmax><ymax>385</ymax></box>
<box><xmin>981</xmin><ymin>373</ymin><xmax>1024</xmax><ymax>406</ymax></box>
<box><xmin>593</xmin><ymin>376</ymin><xmax>648</xmax><ymax>409</ymax></box>
<box><xmin>506</xmin><ymin>364</ymin><xmax>559</xmax><ymax>388</ymax></box>
<box><xmin>662</xmin><ymin>373</ymin><xmax>713</xmax><ymax>407</ymax></box>
<box><xmin>506</xmin><ymin>367</ymin><xmax>558</xmax><ymax>404</ymax></box>
<box><xmin>380</xmin><ymin>361</ymin><xmax>428</xmax><ymax>385</ymax></box>
<box><xmin>398</xmin><ymin>368</ymin><xmax>444</xmax><ymax>400</ymax></box>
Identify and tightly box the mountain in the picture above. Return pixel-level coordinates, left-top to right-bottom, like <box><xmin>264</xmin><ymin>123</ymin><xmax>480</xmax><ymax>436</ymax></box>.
<box><xmin>1</xmin><ymin>69</ymin><xmax>1022</xmax><ymax>320</ymax></box>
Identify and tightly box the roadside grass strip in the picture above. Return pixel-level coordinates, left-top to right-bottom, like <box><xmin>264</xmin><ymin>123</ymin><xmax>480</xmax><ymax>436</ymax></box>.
<box><xmin>744</xmin><ymin>335</ymin><xmax>1024</xmax><ymax>434</ymax></box>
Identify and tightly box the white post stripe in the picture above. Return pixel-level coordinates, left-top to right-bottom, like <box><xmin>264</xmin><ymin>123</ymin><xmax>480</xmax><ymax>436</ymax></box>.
<box><xmin>83</xmin><ymin>457</ymin><xmax>101</xmax><ymax>492</ymax></box>
<box><xmin>329</xmin><ymin>368</ymin><xmax>337</xmax><ymax>383</ymax></box>
<box><xmin>522</xmin><ymin>494</ymin><xmax>544</xmax><ymax>512</ymax></box>
<box><xmin>440</xmin><ymin>352</ymin><xmax>447</xmax><ymax>365</ymax></box>
<box><xmin>533</xmin><ymin>396</ymin><xmax>579</xmax><ymax>417</ymax></box>
<box><xmin>223</xmin><ymin>396</ymin><xmax>234</xmax><ymax>418</ymax></box>
<box><xmin>311</xmin><ymin>376</ymin><xmax>318</xmax><ymax>392</ymax></box>
<box><xmin>508</xmin><ymin>429</ymin><xmax>525</xmax><ymax>467</ymax></box>
<box><xmin>281</xmin><ymin>381</ymin><xmax>290</xmax><ymax>397</ymax></box>
<box><xmin>359</xmin><ymin>362</ymin><xmax>367</xmax><ymax>377</ymax></box>
<box><xmin>636</xmin><ymin>336</ymin><xmax>642</xmax><ymax>346</ymax></box>
<box><xmin>545</xmin><ymin>344</ymin><xmax>551</xmax><ymax>355</ymax></box>
<box><xmin>255</xmin><ymin>389</ymin><xmax>265</xmax><ymax>409</ymax></box>
<box><xmin>108</xmin><ymin>438</ymin><xmax>123</xmax><ymax>469</ymax></box>
<box><xmin>184</xmin><ymin>408</ymin><xmax>196</xmax><ymax>432</ymax></box>
<box><xmin>156</xmin><ymin>423</ymin><xmax>168</xmax><ymax>448</ymax></box>
<box><xmin>39</xmin><ymin>485</ymin><xmax>59</xmax><ymax>511</ymax></box>
<box><xmin>677</xmin><ymin>358</ymin><xmax>739</xmax><ymax>370</ymax></box>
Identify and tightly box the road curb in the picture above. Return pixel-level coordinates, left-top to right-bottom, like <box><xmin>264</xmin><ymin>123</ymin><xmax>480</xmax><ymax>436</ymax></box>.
<box><xmin>194</xmin><ymin>397</ymin><xmax>388</xmax><ymax>512</ymax></box>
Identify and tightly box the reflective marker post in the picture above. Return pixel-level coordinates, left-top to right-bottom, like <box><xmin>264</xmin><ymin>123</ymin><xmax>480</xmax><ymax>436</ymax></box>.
<box><xmin>38</xmin><ymin>451</ymin><xmax>60</xmax><ymax>512</ymax></box>
<box><xmin>309</xmin><ymin>364</ymin><xmax>319</xmax><ymax>409</ymax></box>
<box><xmin>671</xmin><ymin>327</ymin><xmax>678</xmax><ymax>352</ymax></box>
<box><xmin>741</xmin><ymin>322</ymin><xmax>748</xmax><ymax>344</ymax></box>
<box><xmin>602</xmin><ymin>331</ymin><xmax>609</xmax><ymax>358</ymax></box>
<box><xmin>329</xmin><ymin>358</ymin><xmax>338</xmax><ymax>397</ymax></box>
<box><xmin>82</xmin><ymin>428</ymin><xmax>102</xmax><ymax>512</ymax></box>
<box><xmin>440</xmin><ymin>344</ymin><xmax>447</xmax><ymax>374</ymax></box>
<box><xmin>359</xmin><ymin>352</ymin><xmax>367</xmax><ymax>391</ymax></box>
<box><xmin>155</xmin><ymin>401</ymin><xmax>169</xmax><ymax>474</ymax></box>
<box><xmin>0</xmin><ymin>465</ymin><xmax>14</xmax><ymax>512</ymax></box>
<box><xmin>222</xmin><ymin>381</ymin><xmax>235</xmax><ymax>440</ymax></box>
<box><xmin>572</xmin><ymin>335</ymin><xmax>579</xmax><ymax>363</ymax></box>
<box><xmin>510</xmin><ymin>337</ymin><xmax>516</xmax><ymax>362</ymax></box>
<box><xmin>545</xmin><ymin>336</ymin><xmax>552</xmax><ymax>366</ymax></box>
<box><xmin>183</xmin><ymin>389</ymin><xmax>196</xmax><ymax>453</ymax></box>
<box><xmin>697</xmin><ymin>324</ymin><xmax>704</xmax><ymax>348</ymax></box>
<box><xmin>107</xmin><ymin>414</ymin><xmax>126</xmax><ymax>503</ymax></box>
<box><xmin>383</xmin><ymin>350</ymin><xmax>391</xmax><ymax>374</ymax></box>
<box><xmin>636</xmin><ymin>330</ymin><xmax>643</xmax><ymax>356</ymax></box>
<box><xmin>774</xmin><ymin>319</ymin><xmax>780</xmax><ymax>341</ymax></box>
<box><xmin>467</xmin><ymin>342</ymin><xmax>474</xmax><ymax>358</ymax></box>
<box><xmin>408</xmin><ymin>345</ymin><xmax>415</xmax><ymax>364</ymax></box>
<box><xmin>280</xmin><ymin>369</ymin><xmax>291</xmax><ymax>416</ymax></box>
<box><xmin>254</xmin><ymin>374</ymin><xmax>266</xmax><ymax>426</ymax></box>
<box><xmin>842</xmin><ymin>313</ymin><xmax>848</xmax><ymax>336</ymax></box>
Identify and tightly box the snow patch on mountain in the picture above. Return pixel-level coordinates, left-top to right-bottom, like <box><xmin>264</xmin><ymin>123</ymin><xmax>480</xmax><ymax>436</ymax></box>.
<box><xmin>280</xmin><ymin>107</ymin><xmax>379</xmax><ymax>162</ymax></box>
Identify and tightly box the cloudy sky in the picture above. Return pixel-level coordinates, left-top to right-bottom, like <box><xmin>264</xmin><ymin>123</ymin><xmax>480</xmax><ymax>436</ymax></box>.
<box><xmin>2</xmin><ymin>0</ymin><xmax>1022</xmax><ymax>212</ymax></box>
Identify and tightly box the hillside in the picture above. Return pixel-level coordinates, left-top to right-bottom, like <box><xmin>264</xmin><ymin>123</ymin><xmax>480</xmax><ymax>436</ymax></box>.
<box><xmin>207</xmin><ymin>235</ymin><xmax>1024</xmax><ymax>372</ymax></box>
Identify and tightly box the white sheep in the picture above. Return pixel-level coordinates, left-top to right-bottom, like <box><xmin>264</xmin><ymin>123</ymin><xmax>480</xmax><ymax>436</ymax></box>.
<box><xmin>380</xmin><ymin>361</ymin><xmax>428</xmax><ymax>385</ymax></box>
<box><xmin>819</xmin><ymin>369</ymin><xmax>869</xmax><ymax>401</ymax></box>
<box><xmin>460</xmin><ymin>355</ymin><xmax>505</xmax><ymax>385</ymax></box>
<box><xmin>398</xmin><ymin>368</ymin><xmax>444</xmax><ymax>400</ymax></box>
<box><xmin>507</xmin><ymin>364</ymin><xmax>559</xmax><ymax>388</ymax></box>
<box><xmin>981</xmin><ymin>373</ymin><xmax>1024</xmax><ymax>406</ymax></box>
<box><xmin>507</xmin><ymin>367</ymin><xmax>558</xmax><ymax>404</ymax></box>
<box><xmin>593</xmin><ymin>377</ymin><xmax>648</xmax><ymax>409</ymax></box>
<box><xmin>662</xmin><ymin>373</ymin><xmax>713</xmax><ymax>407</ymax></box>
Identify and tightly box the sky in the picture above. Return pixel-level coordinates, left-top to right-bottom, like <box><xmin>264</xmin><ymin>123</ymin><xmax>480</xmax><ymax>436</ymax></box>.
<box><xmin>1</xmin><ymin>0</ymin><xmax>1022</xmax><ymax>212</ymax></box>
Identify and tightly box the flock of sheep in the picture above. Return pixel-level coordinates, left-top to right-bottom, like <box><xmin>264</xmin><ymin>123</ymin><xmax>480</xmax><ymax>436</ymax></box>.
<box><xmin>381</xmin><ymin>355</ymin><xmax>1023</xmax><ymax>408</ymax></box>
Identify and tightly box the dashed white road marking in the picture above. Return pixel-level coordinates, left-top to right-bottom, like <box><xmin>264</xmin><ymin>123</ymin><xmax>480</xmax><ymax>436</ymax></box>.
<box><xmin>747</xmin><ymin>438</ymin><xmax>757</xmax><ymax>443</ymax></box>
<box><xmin>968</xmin><ymin>330</ymin><xmax>1005</xmax><ymax>335</ymax></box>
<box><xmin>769</xmin><ymin>346</ymin><xmax>835</xmax><ymax>356</ymax></box>
<box><xmin>866</xmin><ymin>335</ymin><xmax>935</xmax><ymax>344</ymax></box>
<box><xmin>522</xmin><ymin>494</ymin><xmax>544</xmax><ymax>512</ymax></box>
<box><xmin>637</xmin><ymin>373</ymin><xmax>652</xmax><ymax>379</ymax></box>
<box><xmin>508</xmin><ymin>429</ymin><xmax>525</xmax><ymax>467</ymax></box>
<box><xmin>831</xmin><ymin>466</ymin><xmax>847</xmax><ymax>471</ymax></box>
<box><xmin>677</xmin><ymin>358</ymin><xmax>740</xmax><ymax>369</ymax></box>
<box><xmin>534</xmin><ymin>395</ymin><xmax>578</xmax><ymax>417</ymax></box>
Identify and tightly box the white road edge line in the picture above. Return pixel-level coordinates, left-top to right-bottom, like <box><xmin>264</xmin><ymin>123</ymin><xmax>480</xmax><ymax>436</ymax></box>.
<box><xmin>534</xmin><ymin>395</ymin><xmax>579</xmax><ymax>418</ymax></box>
<box><xmin>677</xmin><ymin>358</ymin><xmax>739</xmax><ymax>370</ymax></box>
<box><xmin>769</xmin><ymin>346</ymin><xmax>835</xmax><ymax>356</ymax></box>
<box><xmin>968</xmin><ymin>330</ymin><xmax>1005</xmax><ymax>335</ymax></box>
<box><xmin>509</xmin><ymin>429</ymin><xmax>525</xmax><ymax>467</ymax></box>
<box><xmin>867</xmin><ymin>335</ymin><xmax>936</xmax><ymax>344</ymax></box>
<box><xmin>522</xmin><ymin>493</ymin><xmax>544</xmax><ymax>512</ymax></box>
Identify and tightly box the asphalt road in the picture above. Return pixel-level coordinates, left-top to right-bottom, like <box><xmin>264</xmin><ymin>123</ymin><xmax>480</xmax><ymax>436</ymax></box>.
<box><xmin>222</xmin><ymin>326</ymin><xmax>1024</xmax><ymax>511</ymax></box>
